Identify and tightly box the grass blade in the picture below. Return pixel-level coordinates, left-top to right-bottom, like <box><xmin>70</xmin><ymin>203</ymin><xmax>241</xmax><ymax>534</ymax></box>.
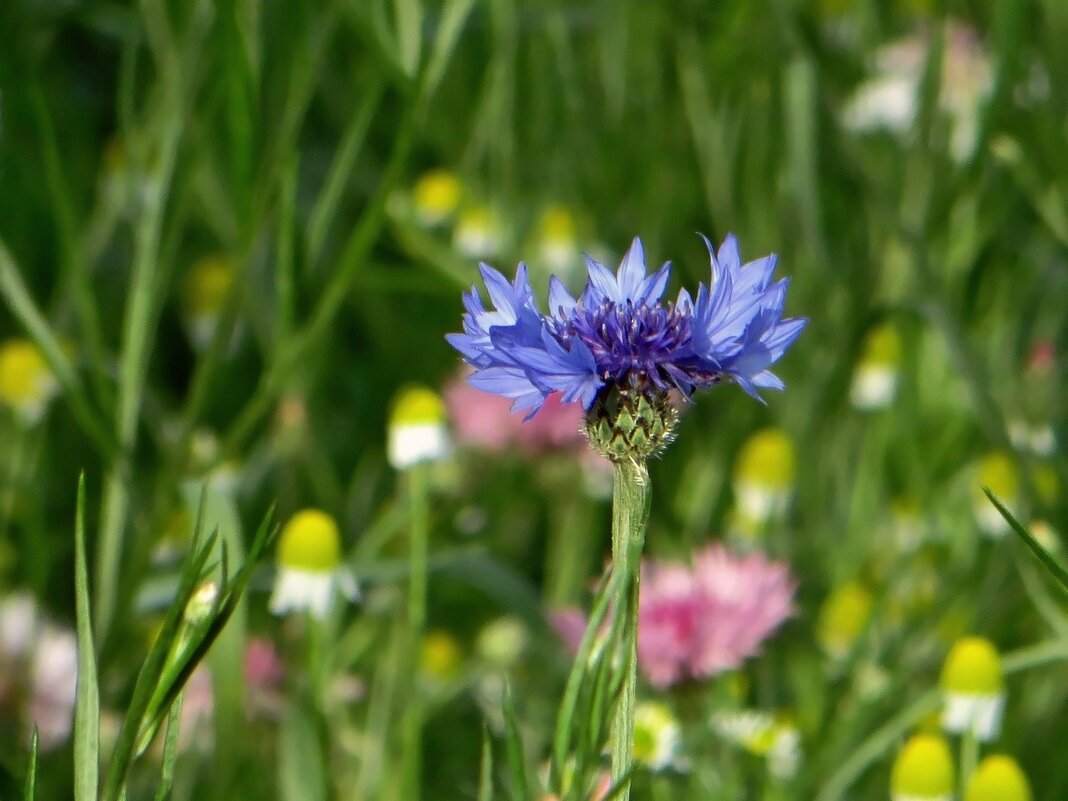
<box><xmin>478</xmin><ymin>726</ymin><xmax>494</xmax><ymax>801</ymax></box>
<box><xmin>502</xmin><ymin>683</ymin><xmax>528</xmax><ymax>801</ymax></box>
<box><xmin>152</xmin><ymin>693</ymin><xmax>184</xmax><ymax>801</ymax></box>
<box><xmin>73</xmin><ymin>473</ymin><xmax>100</xmax><ymax>801</ymax></box>
<box><xmin>23</xmin><ymin>728</ymin><xmax>38</xmax><ymax>801</ymax></box>
<box><xmin>983</xmin><ymin>487</ymin><xmax>1068</xmax><ymax>594</ymax></box>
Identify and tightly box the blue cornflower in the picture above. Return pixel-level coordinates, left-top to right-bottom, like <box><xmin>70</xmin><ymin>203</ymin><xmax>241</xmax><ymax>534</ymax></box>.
<box><xmin>447</xmin><ymin>235</ymin><xmax>807</xmax><ymax>459</ymax></box>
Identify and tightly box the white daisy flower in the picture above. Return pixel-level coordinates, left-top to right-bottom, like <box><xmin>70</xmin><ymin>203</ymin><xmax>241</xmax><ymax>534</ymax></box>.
<box><xmin>732</xmin><ymin>428</ymin><xmax>795</xmax><ymax>529</ymax></box>
<box><xmin>388</xmin><ymin>386</ymin><xmax>450</xmax><ymax>470</ymax></box>
<box><xmin>940</xmin><ymin>637</ymin><xmax>1005</xmax><ymax>742</ymax></box>
<box><xmin>849</xmin><ymin>324</ymin><xmax>902</xmax><ymax>411</ymax></box>
<box><xmin>269</xmin><ymin>509</ymin><xmax>358</xmax><ymax>620</ymax></box>
<box><xmin>453</xmin><ymin>205</ymin><xmax>503</xmax><ymax>259</ymax></box>
<box><xmin>631</xmin><ymin>701</ymin><xmax>680</xmax><ymax>771</ymax></box>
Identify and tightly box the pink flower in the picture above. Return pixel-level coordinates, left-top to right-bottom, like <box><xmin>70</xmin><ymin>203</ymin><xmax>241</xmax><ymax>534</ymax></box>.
<box><xmin>29</xmin><ymin>626</ymin><xmax>78</xmax><ymax>750</ymax></box>
<box><xmin>553</xmin><ymin>545</ymin><xmax>795</xmax><ymax>690</ymax></box>
<box><xmin>245</xmin><ymin>636</ymin><xmax>285</xmax><ymax>689</ymax></box>
<box><xmin>444</xmin><ymin>373</ymin><xmax>588</xmax><ymax>454</ymax></box>
<box><xmin>548</xmin><ymin>607</ymin><xmax>590</xmax><ymax>654</ymax></box>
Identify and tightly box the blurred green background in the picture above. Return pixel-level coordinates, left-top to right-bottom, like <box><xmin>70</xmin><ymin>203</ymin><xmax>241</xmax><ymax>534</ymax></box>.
<box><xmin>0</xmin><ymin>0</ymin><xmax>1066</xmax><ymax>799</ymax></box>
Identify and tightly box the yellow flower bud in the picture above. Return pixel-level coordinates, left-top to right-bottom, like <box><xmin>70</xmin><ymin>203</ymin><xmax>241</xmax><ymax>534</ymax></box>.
<box><xmin>818</xmin><ymin>580</ymin><xmax>873</xmax><ymax>657</ymax></box>
<box><xmin>0</xmin><ymin>338</ymin><xmax>59</xmax><ymax>424</ymax></box>
<box><xmin>413</xmin><ymin>169</ymin><xmax>462</xmax><ymax>225</ymax></box>
<box><xmin>421</xmin><ymin>630</ymin><xmax>463</xmax><ymax>680</ymax></box>
<box><xmin>890</xmin><ymin>734</ymin><xmax>954</xmax><ymax>800</ymax></box>
<box><xmin>964</xmin><ymin>755</ymin><xmax>1032</xmax><ymax>801</ymax></box>
<box><xmin>277</xmin><ymin>510</ymin><xmax>342</xmax><ymax>572</ymax></box>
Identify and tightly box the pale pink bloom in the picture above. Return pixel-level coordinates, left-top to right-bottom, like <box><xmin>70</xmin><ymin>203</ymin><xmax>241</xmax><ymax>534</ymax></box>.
<box><xmin>682</xmin><ymin>546</ymin><xmax>795</xmax><ymax>679</ymax></box>
<box><xmin>176</xmin><ymin>665</ymin><xmax>214</xmax><ymax>753</ymax></box>
<box><xmin>444</xmin><ymin>374</ymin><xmax>587</xmax><ymax>454</ymax></box>
<box><xmin>245</xmin><ymin>636</ymin><xmax>285</xmax><ymax>718</ymax></box>
<box><xmin>29</xmin><ymin>626</ymin><xmax>78</xmax><ymax>750</ymax></box>
<box><xmin>548</xmin><ymin>607</ymin><xmax>590</xmax><ymax>654</ymax></box>
<box><xmin>0</xmin><ymin>592</ymin><xmax>38</xmax><ymax>662</ymax></box>
<box><xmin>1027</xmin><ymin>340</ymin><xmax>1055</xmax><ymax>375</ymax></box>
<box><xmin>245</xmin><ymin>637</ymin><xmax>284</xmax><ymax>688</ymax></box>
<box><xmin>554</xmin><ymin>546</ymin><xmax>795</xmax><ymax>690</ymax></box>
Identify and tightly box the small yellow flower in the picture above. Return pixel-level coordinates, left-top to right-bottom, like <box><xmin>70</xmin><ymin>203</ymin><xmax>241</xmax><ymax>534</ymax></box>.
<box><xmin>0</xmin><ymin>339</ymin><xmax>60</xmax><ymax>425</ymax></box>
<box><xmin>388</xmin><ymin>386</ymin><xmax>449</xmax><ymax>469</ymax></box>
<box><xmin>413</xmin><ymin>169</ymin><xmax>462</xmax><ymax>226</ymax></box>
<box><xmin>964</xmin><ymin>754</ymin><xmax>1032</xmax><ymax>801</ymax></box>
<box><xmin>850</xmin><ymin>324</ymin><xmax>902</xmax><ymax>410</ymax></box>
<box><xmin>817</xmin><ymin>580</ymin><xmax>873</xmax><ymax>658</ymax></box>
<box><xmin>421</xmin><ymin>630</ymin><xmax>463</xmax><ymax>680</ymax></box>
<box><xmin>631</xmin><ymin>701</ymin><xmax>679</xmax><ymax>771</ymax></box>
<box><xmin>535</xmin><ymin>205</ymin><xmax>579</xmax><ymax>273</ymax></box>
<box><xmin>269</xmin><ymin>509</ymin><xmax>358</xmax><ymax>619</ymax></box>
<box><xmin>453</xmin><ymin>205</ymin><xmax>503</xmax><ymax>258</ymax></box>
<box><xmin>732</xmin><ymin>428</ymin><xmax>796</xmax><ymax>526</ymax></box>
<box><xmin>972</xmin><ymin>451</ymin><xmax>1018</xmax><ymax>538</ymax></box>
<box><xmin>711</xmin><ymin>709</ymin><xmax>801</xmax><ymax>779</ymax></box>
<box><xmin>940</xmin><ymin>637</ymin><xmax>1005</xmax><ymax>741</ymax></box>
<box><xmin>476</xmin><ymin>616</ymin><xmax>527</xmax><ymax>667</ymax></box>
<box><xmin>890</xmin><ymin>734</ymin><xmax>954</xmax><ymax>801</ymax></box>
<box><xmin>182</xmin><ymin>256</ymin><xmax>236</xmax><ymax>350</ymax></box>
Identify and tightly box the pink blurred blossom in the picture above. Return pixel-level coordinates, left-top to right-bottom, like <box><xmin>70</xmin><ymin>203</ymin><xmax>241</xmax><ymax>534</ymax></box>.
<box><xmin>245</xmin><ymin>636</ymin><xmax>285</xmax><ymax>688</ymax></box>
<box><xmin>553</xmin><ymin>545</ymin><xmax>795</xmax><ymax>690</ymax></box>
<box><xmin>28</xmin><ymin>626</ymin><xmax>78</xmax><ymax>750</ymax></box>
<box><xmin>245</xmin><ymin>636</ymin><xmax>286</xmax><ymax>718</ymax></box>
<box><xmin>444</xmin><ymin>373</ymin><xmax>588</xmax><ymax>454</ymax></box>
<box><xmin>548</xmin><ymin>607</ymin><xmax>589</xmax><ymax>654</ymax></box>
<box><xmin>1028</xmin><ymin>340</ymin><xmax>1055</xmax><ymax>375</ymax></box>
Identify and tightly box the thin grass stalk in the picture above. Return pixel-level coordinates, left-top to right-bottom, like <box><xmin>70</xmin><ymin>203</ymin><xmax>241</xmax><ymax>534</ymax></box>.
<box><xmin>401</xmin><ymin>463</ymin><xmax>430</xmax><ymax>801</ymax></box>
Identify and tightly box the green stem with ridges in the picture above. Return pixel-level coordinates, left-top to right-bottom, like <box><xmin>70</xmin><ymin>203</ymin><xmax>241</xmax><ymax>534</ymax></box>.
<box><xmin>609</xmin><ymin>459</ymin><xmax>651</xmax><ymax>801</ymax></box>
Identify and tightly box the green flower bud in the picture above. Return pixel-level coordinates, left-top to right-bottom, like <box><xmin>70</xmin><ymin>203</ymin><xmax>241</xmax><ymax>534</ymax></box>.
<box><xmin>583</xmin><ymin>385</ymin><xmax>678</xmax><ymax>462</ymax></box>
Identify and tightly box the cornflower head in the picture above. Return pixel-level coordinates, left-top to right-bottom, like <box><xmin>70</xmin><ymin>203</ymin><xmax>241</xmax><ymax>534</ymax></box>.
<box><xmin>447</xmin><ymin>235</ymin><xmax>806</xmax><ymax>463</ymax></box>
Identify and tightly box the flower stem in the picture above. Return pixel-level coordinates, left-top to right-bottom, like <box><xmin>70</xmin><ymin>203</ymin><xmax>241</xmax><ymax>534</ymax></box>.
<box><xmin>610</xmin><ymin>459</ymin><xmax>651</xmax><ymax>800</ymax></box>
<box><xmin>960</xmin><ymin>730</ymin><xmax>979</xmax><ymax>796</ymax></box>
<box><xmin>402</xmin><ymin>463</ymin><xmax>430</xmax><ymax>801</ymax></box>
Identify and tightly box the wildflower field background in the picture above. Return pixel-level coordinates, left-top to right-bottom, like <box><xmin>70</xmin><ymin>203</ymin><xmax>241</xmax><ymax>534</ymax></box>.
<box><xmin>0</xmin><ymin>1</ymin><xmax>1066</xmax><ymax>799</ymax></box>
